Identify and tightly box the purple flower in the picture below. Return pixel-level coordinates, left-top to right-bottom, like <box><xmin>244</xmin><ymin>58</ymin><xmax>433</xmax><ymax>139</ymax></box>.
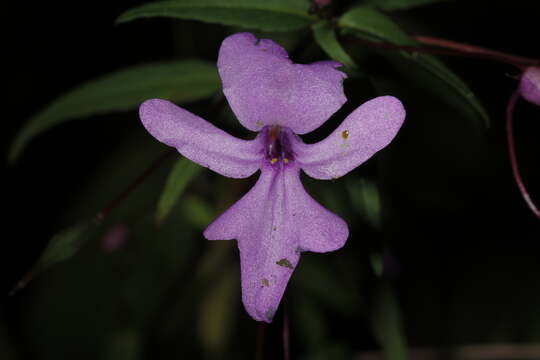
<box><xmin>139</xmin><ymin>33</ymin><xmax>405</xmax><ymax>322</ymax></box>
<box><xmin>101</xmin><ymin>224</ymin><xmax>129</xmax><ymax>253</ymax></box>
<box><xmin>519</xmin><ymin>66</ymin><xmax>540</xmax><ymax>106</ymax></box>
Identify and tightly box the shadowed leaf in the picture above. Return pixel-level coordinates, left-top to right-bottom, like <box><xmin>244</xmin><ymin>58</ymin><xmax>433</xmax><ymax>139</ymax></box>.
<box><xmin>362</xmin><ymin>0</ymin><xmax>452</xmax><ymax>10</ymax></box>
<box><xmin>347</xmin><ymin>178</ymin><xmax>381</xmax><ymax>229</ymax></box>
<box><xmin>339</xmin><ymin>7</ymin><xmax>489</xmax><ymax>128</ymax></box>
<box><xmin>10</xmin><ymin>221</ymin><xmax>97</xmax><ymax>295</ymax></box>
<box><xmin>10</xmin><ymin>60</ymin><xmax>220</xmax><ymax>162</ymax></box>
<box><xmin>371</xmin><ymin>283</ymin><xmax>408</xmax><ymax>360</ymax></box>
<box><xmin>156</xmin><ymin>158</ymin><xmax>203</xmax><ymax>224</ymax></box>
<box><xmin>312</xmin><ymin>21</ymin><xmax>356</xmax><ymax>70</ymax></box>
<box><xmin>117</xmin><ymin>0</ymin><xmax>314</xmax><ymax>32</ymax></box>
<box><xmin>198</xmin><ymin>266</ymin><xmax>238</xmax><ymax>353</ymax></box>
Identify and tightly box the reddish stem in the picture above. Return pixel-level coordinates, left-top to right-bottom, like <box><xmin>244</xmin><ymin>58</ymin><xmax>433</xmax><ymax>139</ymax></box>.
<box><xmin>283</xmin><ymin>307</ymin><xmax>290</xmax><ymax>360</ymax></box>
<box><xmin>506</xmin><ymin>89</ymin><xmax>540</xmax><ymax>219</ymax></box>
<box><xmin>350</xmin><ymin>36</ymin><xmax>538</xmax><ymax>69</ymax></box>
<box><xmin>416</xmin><ymin>36</ymin><xmax>539</xmax><ymax>69</ymax></box>
<box><xmin>95</xmin><ymin>149</ymin><xmax>174</xmax><ymax>221</ymax></box>
<box><xmin>256</xmin><ymin>323</ymin><xmax>266</xmax><ymax>360</ymax></box>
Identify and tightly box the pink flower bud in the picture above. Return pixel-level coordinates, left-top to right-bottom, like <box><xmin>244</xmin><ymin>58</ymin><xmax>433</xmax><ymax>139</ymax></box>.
<box><xmin>519</xmin><ymin>66</ymin><xmax>540</xmax><ymax>106</ymax></box>
<box><xmin>101</xmin><ymin>224</ymin><xmax>129</xmax><ymax>253</ymax></box>
<box><xmin>313</xmin><ymin>0</ymin><xmax>332</xmax><ymax>8</ymax></box>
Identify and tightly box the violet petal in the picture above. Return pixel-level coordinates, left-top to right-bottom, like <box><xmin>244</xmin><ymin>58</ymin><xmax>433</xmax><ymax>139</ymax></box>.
<box><xmin>139</xmin><ymin>99</ymin><xmax>263</xmax><ymax>178</ymax></box>
<box><xmin>204</xmin><ymin>165</ymin><xmax>347</xmax><ymax>322</ymax></box>
<box><xmin>519</xmin><ymin>66</ymin><xmax>540</xmax><ymax>106</ymax></box>
<box><xmin>218</xmin><ymin>32</ymin><xmax>347</xmax><ymax>134</ymax></box>
<box><xmin>296</xmin><ymin>96</ymin><xmax>405</xmax><ymax>180</ymax></box>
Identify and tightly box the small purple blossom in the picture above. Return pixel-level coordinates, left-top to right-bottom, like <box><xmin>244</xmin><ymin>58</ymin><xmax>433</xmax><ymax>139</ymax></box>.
<box><xmin>139</xmin><ymin>33</ymin><xmax>405</xmax><ymax>322</ymax></box>
<box><xmin>519</xmin><ymin>66</ymin><xmax>540</xmax><ymax>106</ymax></box>
<box><xmin>313</xmin><ymin>0</ymin><xmax>332</xmax><ymax>8</ymax></box>
<box><xmin>101</xmin><ymin>224</ymin><xmax>129</xmax><ymax>253</ymax></box>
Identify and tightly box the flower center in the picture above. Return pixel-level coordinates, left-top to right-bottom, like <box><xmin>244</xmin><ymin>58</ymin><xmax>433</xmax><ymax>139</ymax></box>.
<box><xmin>263</xmin><ymin>125</ymin><xmax>295</xmax><ymax>166</ymax></box>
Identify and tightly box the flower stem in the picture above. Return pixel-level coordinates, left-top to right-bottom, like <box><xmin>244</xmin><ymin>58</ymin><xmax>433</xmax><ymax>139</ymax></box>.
<box><xmin>506</xmin><ymin>90</ymin><xmax>540</xmax><ymax>219</ymax></box>
<box><xmin>95</xmin><ymin>149</ymin><xmax>174</xmax><ymax>222</ymax></box>
<box><xmin>348</xmin><ymin>36</ymin><xmax>538</xmax><ymax>69</ymax></box>
<box><xmin>415</xmin><ymin>36</ymin><xmax>539</xmax><ymax>69</ymax></box>
<box><xmin>415</xmin><ymin>36</ymin><xmax>539</xmax><ymax>67</ymax></box>
<box><xmin>256</xmin><ymin>323</ymin><xmax>266</xmax><ymax>360</ymax></box>
<box><xmin>283</xmin><ymin>305</ymin><xmax>290</xmax><ymax>360</ymax></box>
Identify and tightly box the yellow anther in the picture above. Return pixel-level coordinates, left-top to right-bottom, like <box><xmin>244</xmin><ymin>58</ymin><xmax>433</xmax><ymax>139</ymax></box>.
<box><xmin>283</xmin><ymin>158</ymin><xmax>289</xmax><ymax>163</ymax></box>
<box><xmin>270</xmin><ymin>158</ymin><xmax>278</xmax><ymax>164</ymax></box>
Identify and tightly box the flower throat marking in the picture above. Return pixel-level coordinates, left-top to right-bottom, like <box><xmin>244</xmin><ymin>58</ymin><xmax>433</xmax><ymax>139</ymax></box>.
<box><xmin>263</xmin><ymin>125</ymin><xmax>295</xmax><ymax>166</ymax></box>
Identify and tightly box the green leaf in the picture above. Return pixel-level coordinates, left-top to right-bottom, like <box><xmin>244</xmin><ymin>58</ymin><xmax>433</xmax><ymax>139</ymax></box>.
<box><xmin>156</xmin><ymin>158</ymin><xmax>202</xmax><ymax>224</ymax></box>
<box><xmin>9</xmin><ymin>60</ymin><xmax>220</xmax><ymax>162</ymax></box>
<box><xmin>181</xmin><ymin>195</ymin><xmax>215</xmax><ymax>229</ymax></box>
<box><xmin>362</xmin><ymin>0</ymin><xmax>451</xmax><ymax>10</ymax></box>
<box><xmin>340</xmin><ymin>7</ymin><xmax>412</xmax><ymax>44</ymax></box>
<box><xmin>10</xmin><ymin>221</ymin><xmax>96</xmax><ymax>295</ymax></box>
<box><xmin>37</xmin><ymin>222</ymin><xmax>95</xmax><ymax>271</ymax></box>
<box><xmin>198</xmin><ymin>266</ymin><xmax>238</xmax><ymax>353</ymax></box>
<box><xmin>346</xmin><ymin>178</ymin><xmax>381</xmax><ymax>229</ymax></box>
<box><xmin>117</xmin><ymin>0</ymin><xmax>314</xmax><ymax>32</ymax></box>
<box><xmin>339</xmin><ymin>7</ymin><xmax>489</xmax><ymax>127</ymax></box>
<box><xmin>371</xmin><ymin>283</ymin><xmax>408</xmax><ymax>360</ymax></box>
<box><xmin>312</xmin><ymin>21</ymin><xmax>356</xmax><ymax>70</ymax></box>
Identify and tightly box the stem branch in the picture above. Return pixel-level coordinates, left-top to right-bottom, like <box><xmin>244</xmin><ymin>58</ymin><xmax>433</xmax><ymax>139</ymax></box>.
<box><xmin>506</xmin><ymin>90</ymin><xmax>540</xmax><ymax>219</ymax></box>
<box><xmin>416</xmin><ymin>36</ymin><xmax>539</xmax><ymax>68</ymax></box>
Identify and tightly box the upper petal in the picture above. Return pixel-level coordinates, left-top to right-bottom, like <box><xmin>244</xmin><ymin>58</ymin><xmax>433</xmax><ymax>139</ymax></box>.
<box><xmin>204</xmin><ymin>165</ymin><xmax>348</xmax><ymax>322</ymax></box>
<box><xmin>139</xmin><ymin>99</ymin><xmax>263</xmax><ymax>178</ymax></box>
<box><xmin>218</xmin><ymin>32</ymin><xmax>347</xmax><ymax>134</ymax></box>
<box><xmin>296</xmin><ymin>96</ymin><xmax>405</xmax><ymax>180</ymax></box>
<box><xmin>520</xmin><ymin>66</ymin><xmax>540</xmax><ymax>106</ymax></box>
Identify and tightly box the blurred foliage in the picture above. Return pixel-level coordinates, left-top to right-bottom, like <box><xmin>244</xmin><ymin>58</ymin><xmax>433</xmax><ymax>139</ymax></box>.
<box><xmin>312</xmin><ymin>20</ymin><xmax>357</xmax><ymax>70</ymax></box>
<box><xmin>363</xmin><ymin>0</ymin><xmax>452</xmax><ymax>10</ymax></box>
<box><xmin>9</xmin><ymin>60</ymin><xmax>220</xmax><ymax>162</ymax></box>
<box><xmin>156</xmin><ymin>158</ymin><xmax>202</xmax><ymax>224</ymax></box>
<box><xmin>339</xmin><ymin>6</ymin><xmax>490</xmax><ymax>128</ymax></box>
<box><xmin>3</xmin><ymin>0</ymin><xmax>540</xmax><ymax>359</ymax></box>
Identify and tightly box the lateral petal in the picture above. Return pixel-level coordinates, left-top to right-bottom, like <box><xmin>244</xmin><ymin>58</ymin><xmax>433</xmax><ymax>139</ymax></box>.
<box><xmin>296</xmin><ymin>96</ymin><xmax>405</xmax><ymax>180</ymax></box>
<box><xmin>139</xmin><ymin>99</ymin><xmax>263</xmax><ymax>179</ymax></box>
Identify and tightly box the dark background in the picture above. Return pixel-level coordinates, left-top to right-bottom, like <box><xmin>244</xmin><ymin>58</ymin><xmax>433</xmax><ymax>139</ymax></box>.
<box><xmin>2</xmin><ymin>0</ymin><xmax>540</xmax><ymax>359</ymax></box>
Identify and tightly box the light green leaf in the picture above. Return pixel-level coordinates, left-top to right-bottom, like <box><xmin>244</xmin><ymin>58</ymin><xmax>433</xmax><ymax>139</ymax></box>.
<box><xmin>117</xmin><ymin>0</ymin><xmax>314</xmax><ymax>32</ymax></box>
<box><xmin>339</xmin><ymin>7</ymin><xmax>489</xmax><ymax>127</ymax></box>
<box><xmin>312</xmin><ymin>21</ymin><xmax>356</xmax><ymax>70</ymax></box>
<box><xmin>362</xmin><ymin>0</ymin><xmax>451</xmax><ymax>10</ymax></box>
<box><xmin>156</xmin><ymin>158</ymin><xmax>202</xmax><ymax>224</ymax></box>
<box><xmin>371</xmin><ymin>283</ymin><xmax>408</xmax><ymax>360</ymax></box>
<box><xmin>10</xmin><ymin>60</ymin><xmax>220</xmax><ymax>162</ymax></box>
